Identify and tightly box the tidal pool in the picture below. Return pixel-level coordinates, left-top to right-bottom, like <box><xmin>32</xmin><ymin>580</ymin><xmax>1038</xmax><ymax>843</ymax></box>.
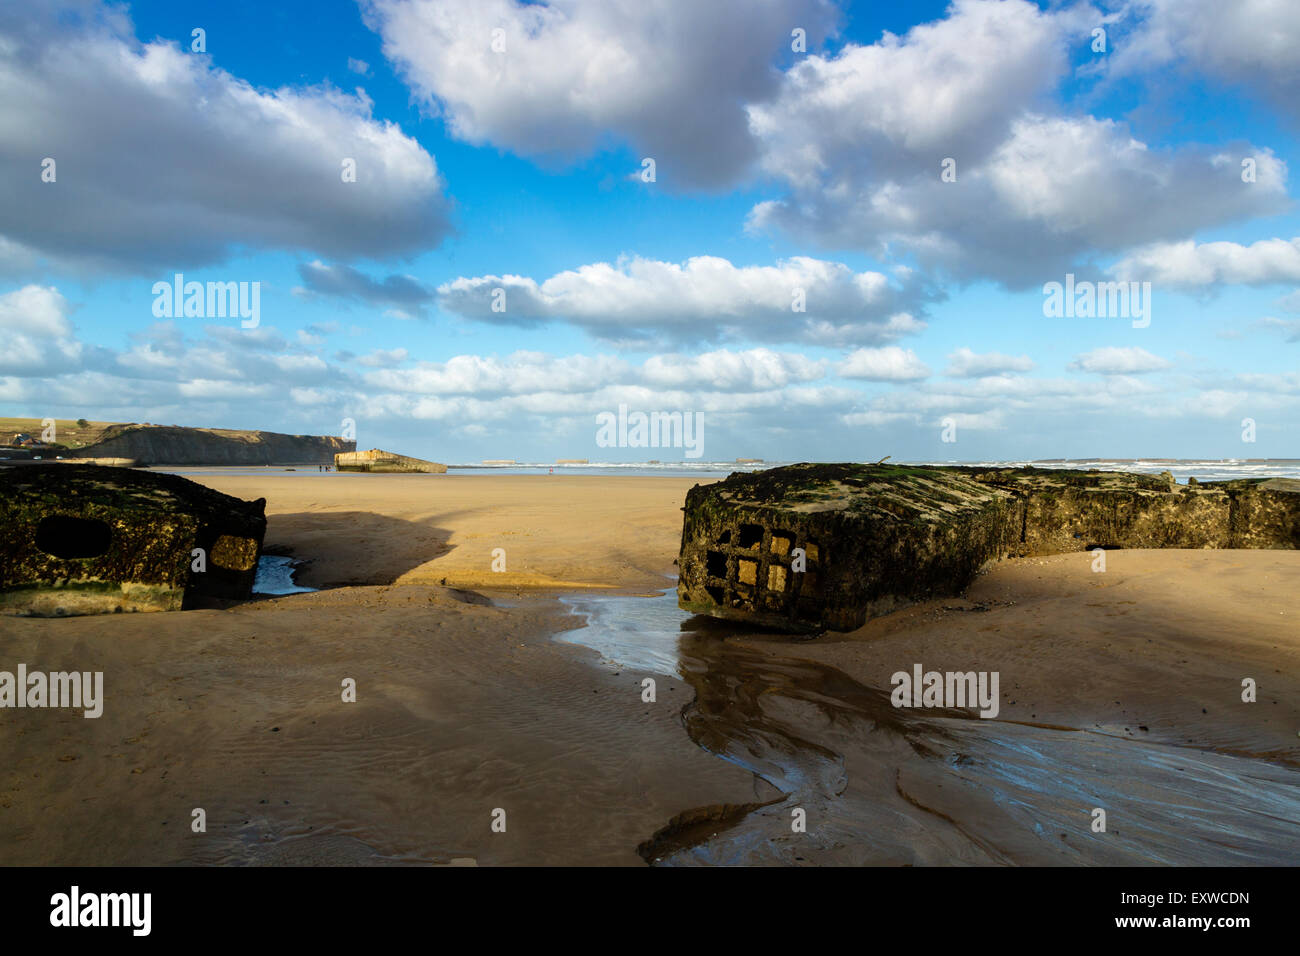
<box><xmin>558</xmin><ymin>585</ymin><xmax>1300</xmax><ymax>866</ymax></box>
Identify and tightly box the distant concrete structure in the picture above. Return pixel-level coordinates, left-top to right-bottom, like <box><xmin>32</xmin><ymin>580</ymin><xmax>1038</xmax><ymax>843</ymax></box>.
<box><xmin>556</xmin><ymin>458</ymin><xmax>589</xmax><ymax>464</ymax></box>
<box><xmin>335</xmin><ymin>449</ymin><xmax>447</xmax><ymax>473</ymax></box>
<box><xmin>59</xmin><ymin>457</ymin><xmax>137</xmax><ymax>468</ymax></box>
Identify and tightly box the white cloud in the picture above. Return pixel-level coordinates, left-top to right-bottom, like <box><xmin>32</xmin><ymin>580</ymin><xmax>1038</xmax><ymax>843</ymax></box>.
<box><xmin>753</xmin><ymin>109</ymin><xmax>1288</xmax><ymax>286</ymax></box>
<box><xmin>944</xmin><ymin>347</ymin><xmax>1034</xmax><ymax>377</ymax></box>
<box><xmin>837</xmin><ymin>346</ymin><xmax>930</xmax><ymax>382</ymax></box>
<box><xmin>743</xmin><ymin>0</ymin><xmax>1287</xmax><ymax>286</ymax></box>
<box><xmin>641</xmin><ymin>349</ymin><xmax>826</xmax><ymax>390</ymax></box>
<box><xmin>1103</xmin><ymin>0</ymin><xmax>1300</xmax><ymax>115</ymax></box>
<box><xmin>437</xmin><ymin>255</ymin><xmax>933</xmax><ymax>347</ymax></box>
<box><xmin>356</xmin><ymin>348</ymin><xmax>410</xmax><ymax>368</ymax></box>
<box><xmin>1069</xmin><ymin>346</ymin><xmax>1172</xmax><ymax>375</ymax></box>
<box><xmin>0</xmin><ymin>2</ymin><xmax>451</xmax><ymax>275</ymax></box>
<box><xmin>361</xmin><ymin>0</ymin><xmax>839</xmax><ymax>189</ymax></box>
<box><xmin>1112</xmin><ymin>238</ymin><xmax>1300</xmax><ymax>287</ymax></box>
<box><xmin>0</xmin><ymin>285</ymin><xmax>84</xmax><ymax>375</ymax></box>
<box><xmin>365</xmin><ymin>352</ymin><xmax>629</xmax><ymax>396</ymax></box>
<box><xmin>6</xmin><ymin>298</ymin><xmax>1300</xmax><ymax>459</ymax></box>
<box><xmin>750</xmin><ymin>0</ymin><xmax>1068</xmax><ymax>190</ymax></box>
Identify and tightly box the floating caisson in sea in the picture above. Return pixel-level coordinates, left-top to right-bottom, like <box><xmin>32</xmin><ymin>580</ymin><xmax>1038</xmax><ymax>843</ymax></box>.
<box><xmin>677</xmin><ymin>463</ymin><xmax>1300</xmax><ymax>632</ymax></box>
<box><xmin>334</xmin><ymin>449</ymin><xmax>447</xmax><ymax>473</ymax></box>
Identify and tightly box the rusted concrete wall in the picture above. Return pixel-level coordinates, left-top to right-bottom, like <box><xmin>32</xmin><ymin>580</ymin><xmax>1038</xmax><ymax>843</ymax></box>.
<box><xmin>677</xmin><ymin>464</ymin><xmax>1300</xmax><ymax>632</ymax></box>
<box><xmin>0</xmin><ymin>464</ymin><xmax>267</xmax><ymax>616</ymax></box>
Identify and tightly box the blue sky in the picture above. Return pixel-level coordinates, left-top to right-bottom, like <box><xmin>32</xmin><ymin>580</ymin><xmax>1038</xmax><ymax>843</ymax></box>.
<box><xmin>3</xmin><ymin>0</ymin><xmax>1299</xmax><ymax>463</ymax></box>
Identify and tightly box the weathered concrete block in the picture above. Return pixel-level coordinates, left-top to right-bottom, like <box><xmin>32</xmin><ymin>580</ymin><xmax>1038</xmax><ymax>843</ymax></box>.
<box><xmin>0</xmin><ymin>464</ymin><xmax>267</xmax><ymax>616</ymax></box>
<box><xmin>677</xmin><ymin>463</ymin><xmax>1300</xmax><ymax>632</ymax></box>
<box><xmin>334</xmin><ymin>449</ymin><xmax>447</xmax><ymax>473</ymax></box>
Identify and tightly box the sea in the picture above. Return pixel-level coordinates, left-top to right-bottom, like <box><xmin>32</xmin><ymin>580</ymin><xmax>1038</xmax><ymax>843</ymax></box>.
<box><xmin>161</xmin><ymin>458</ymin><xmax>1300</xmax><ymax>481</ymax></box>
<box><xmin>447</xmin><ymin>458</ymin><xmax>1300</xmax><ymax>481</ymax></box>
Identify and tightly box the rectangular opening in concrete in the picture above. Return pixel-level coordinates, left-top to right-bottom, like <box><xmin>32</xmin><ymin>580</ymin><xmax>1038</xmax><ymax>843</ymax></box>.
<box><xmin>706</xmin><ymin>550</ymin><xmax>728</xmax><ymax>578</ymax></box>
<box><xmin>737</xmin><ymin>558</ymin><xmax>758</xmax><ymax>585</ymax></box>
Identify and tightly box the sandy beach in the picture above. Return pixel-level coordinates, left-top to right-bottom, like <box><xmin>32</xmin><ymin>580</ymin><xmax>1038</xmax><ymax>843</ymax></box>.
<box><xmin>2</xmin><ymin>470</ymin><xmax>1298</xmax><ymax>865</ymax></box>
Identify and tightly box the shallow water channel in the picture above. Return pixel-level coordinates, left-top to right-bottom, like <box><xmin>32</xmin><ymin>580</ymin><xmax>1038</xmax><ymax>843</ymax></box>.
<box><xmin>558</xmin><ymin>586</ymin><xmax>1300</xmax><ymax>866</ymax></box>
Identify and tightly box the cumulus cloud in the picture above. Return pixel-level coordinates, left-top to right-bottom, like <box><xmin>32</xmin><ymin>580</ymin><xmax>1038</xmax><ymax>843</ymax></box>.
<box><xmin>364</xmin><ymin>352</ymin><xmax>630</xmax><ymax>396</ymax></box>
<box><xmin>745</xmin><ymin>0</ymin><xmax>1287</xmax><ymax>286</ymax></box>
<box><xmin>944</xmin><ymin>347</ymin><xmax>1034</xmax><ymax>377</ymax></box>
<box><xmin>0</xmin><ymin>1</ymin><xmax>451</xmax><ymax>275</ymax></box>
<box><xmin>0</xmin><ymin>285</ymin><xmax>85</xmax><ymax>375</ymax></box>
<box><xmin>750</xmin><ymin>0</ymin><xmax>1068</xmax><ymax>189</ymax></box>
<box><xmin>361</xmin><ymin>0</ymin><xmax>839</xmax><ymax>189</ymax></box>
<box><xmin>1111</xmin><ymin>238</ymin><xmax>1300</xmax><ymax>287</ymax></box>
<box><xmin>1101</xmin><ymin>0</ymin><xmax>1300</xmax><ymax>118</ymax></box>
<box><xmin>1069</xmin><ymin>346</ymin><xmax>1172</xmax><ymax>374</ymax></box>
<box><xmin>5</xmin><ymin>292</ymin><xmax>1299</xmax><ymax>459</ymax></box>
<box><xmin>837</xmin><ymin>346</ymin><xmax>930</xmax><ymax>382</ymax></box>
<box><xmin>641</xmin><ymin>349</ymin><xmax>826</xmax><ymax>390</ymax></box>
<box><xmin>752</xmin><ymin>111</ymin><xmax>1287</xmax><ymax>286</ymax></box>
<box><xmin>436</xmin><ymin>255</ymin><xmax>934</xmax><ymax>347</ymax></box>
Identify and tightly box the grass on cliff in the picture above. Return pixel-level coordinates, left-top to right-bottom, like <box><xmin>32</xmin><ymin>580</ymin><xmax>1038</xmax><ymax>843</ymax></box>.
<box><xmin>0</xmin><ymin>417</ymin><xmax>119</xmax><ymax>449</ymax></box>
<box><xmin>0</xmin><ymin>418</ymin><xmax>283</xmax><ymax>451</ymax></box>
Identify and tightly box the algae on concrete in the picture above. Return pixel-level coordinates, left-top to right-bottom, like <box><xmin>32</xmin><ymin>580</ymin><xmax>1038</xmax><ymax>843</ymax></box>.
<box><xmin>677</xmin><ymin>463</ymin><xmax>1300</xmax><ymax>632</ymax></box>
<box><xmin>0</xmin><ymin>463</ymin><xmax>267</xmax><ymax>616</ymax></box>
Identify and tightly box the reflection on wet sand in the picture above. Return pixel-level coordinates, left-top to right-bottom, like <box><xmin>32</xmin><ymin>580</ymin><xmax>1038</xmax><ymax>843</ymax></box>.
<box><xmin>560</xmin><ymin>588</ymin><xmax>1300</xmax><ymax>866</ymax></box>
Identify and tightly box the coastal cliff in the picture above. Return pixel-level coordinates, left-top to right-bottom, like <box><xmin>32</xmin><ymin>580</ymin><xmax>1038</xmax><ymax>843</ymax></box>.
<box><xmin>68</xmin><ymin>424</ymin><xmax>354</xmax><ymax>466</ymax></box>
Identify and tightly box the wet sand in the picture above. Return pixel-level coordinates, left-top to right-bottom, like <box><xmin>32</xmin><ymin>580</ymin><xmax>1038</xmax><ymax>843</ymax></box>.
<box><xmin>0</xmin><ymin>585</ymin><xmax>759</xmax><ymax>865</ymax></box>
<box><xmin>2</xmin><ymin>471</ymin><xmax>1298</xmax><ymax>865</ymax></box>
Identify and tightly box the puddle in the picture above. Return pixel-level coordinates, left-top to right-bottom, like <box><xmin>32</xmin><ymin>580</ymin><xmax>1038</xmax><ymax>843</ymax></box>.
<box><xmin>558</xmin><ymin>588</ymin><xmax>686</xmax><ymax>677</ymax></box>
<box><xmin>253</xmin><ymin>555</ymin><xmax>316</xmax><ymax>595</ymax></box>
<box><xmin>559</xmin><ymin>584</ymin><xmax>1300</xmax><ymax>866</ymax></box>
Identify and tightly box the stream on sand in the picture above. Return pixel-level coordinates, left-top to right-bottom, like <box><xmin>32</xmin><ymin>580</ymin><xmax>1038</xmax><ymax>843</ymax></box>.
<box><xmin>558</xmin><ymin>586</ymin><xmax>1300</xmax><ymax>866</ymax></box>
